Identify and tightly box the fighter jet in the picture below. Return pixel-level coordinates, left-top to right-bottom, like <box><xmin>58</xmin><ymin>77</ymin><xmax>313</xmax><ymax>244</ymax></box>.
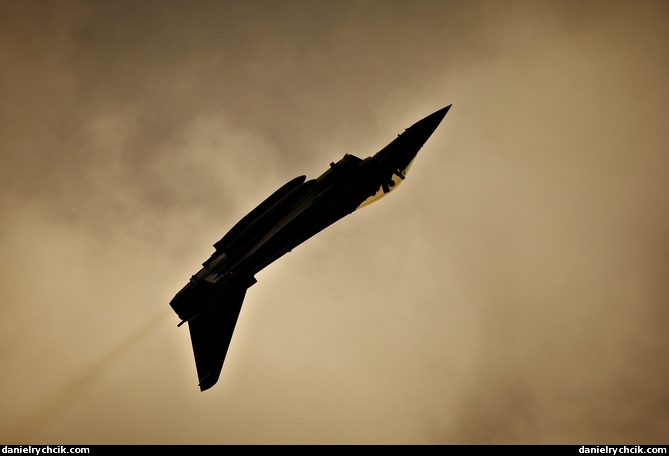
<box><xmin>170</xmin><ymin>105</ymin><xmax>451</xmax><ymax>391</ymax></box>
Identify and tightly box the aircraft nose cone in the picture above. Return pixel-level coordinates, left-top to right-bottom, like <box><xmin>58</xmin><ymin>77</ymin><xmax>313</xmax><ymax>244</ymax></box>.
<box><xmin>416</xmin><ymin>105</ymin><xmax>451</xmax><ymax>131</ymax></box>
<box><xmin>405</xmin><ymin>105</ymin><xmax>452</xmax><ymax>145</ymax></box>
<box><xmin>434</xmin><ymin>104</ymin><xmax>452</xmax><ymax>122</ymax></box>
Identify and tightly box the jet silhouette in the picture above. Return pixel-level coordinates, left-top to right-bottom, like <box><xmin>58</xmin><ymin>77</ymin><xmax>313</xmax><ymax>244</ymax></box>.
<box><xmin>170</xmin><ymin>105</ymin><xmax>451</xmax><ymax>391</ymax></box>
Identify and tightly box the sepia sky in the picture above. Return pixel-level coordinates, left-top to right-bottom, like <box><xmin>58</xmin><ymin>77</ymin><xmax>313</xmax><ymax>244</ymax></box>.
<box><xmin>1</xmin><ymin>0</ymin><xmax>668</xmax><ymax>444</ymax></box>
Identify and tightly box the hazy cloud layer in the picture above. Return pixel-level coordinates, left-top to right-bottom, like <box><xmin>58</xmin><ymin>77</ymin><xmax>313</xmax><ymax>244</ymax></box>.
<box><xmin>1</xmin><ymin>0</ymin><xmax>668</xmax><ymax>444</ymax></box>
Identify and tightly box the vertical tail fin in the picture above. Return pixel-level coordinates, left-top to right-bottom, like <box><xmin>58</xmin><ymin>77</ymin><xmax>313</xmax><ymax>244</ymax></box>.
<box><xmin>187</xmin><ymin>285</ymin><xmax>249</xmax><ymax>391</ymax></box>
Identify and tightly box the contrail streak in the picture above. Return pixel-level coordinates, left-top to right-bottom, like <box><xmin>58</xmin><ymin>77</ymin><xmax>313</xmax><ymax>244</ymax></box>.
<box><xmin>5</xmin><ymin>312</ymin><xmax>170</xmax><ymax>442</ymax></box>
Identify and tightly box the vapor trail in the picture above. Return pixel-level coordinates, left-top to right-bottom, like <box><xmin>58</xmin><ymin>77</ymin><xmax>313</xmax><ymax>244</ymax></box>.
<box><xmin>5</xmin><ymin>313</ymin><xmax>170</xmax><ymax>443</ymax></box>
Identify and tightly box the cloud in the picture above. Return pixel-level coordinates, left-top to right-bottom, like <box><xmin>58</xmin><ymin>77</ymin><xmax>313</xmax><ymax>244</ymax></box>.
<box><xmin>1</xmin><ymin>0</ymin><xmax>668</xmax><ymax>444</ymax></box>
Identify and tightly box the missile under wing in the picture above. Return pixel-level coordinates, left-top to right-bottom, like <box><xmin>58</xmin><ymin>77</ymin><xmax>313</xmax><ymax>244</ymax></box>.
<box><xmin>170</xmin><ymin>105</ymin><xmax>451</xmax><ymax>391</ymax></box>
